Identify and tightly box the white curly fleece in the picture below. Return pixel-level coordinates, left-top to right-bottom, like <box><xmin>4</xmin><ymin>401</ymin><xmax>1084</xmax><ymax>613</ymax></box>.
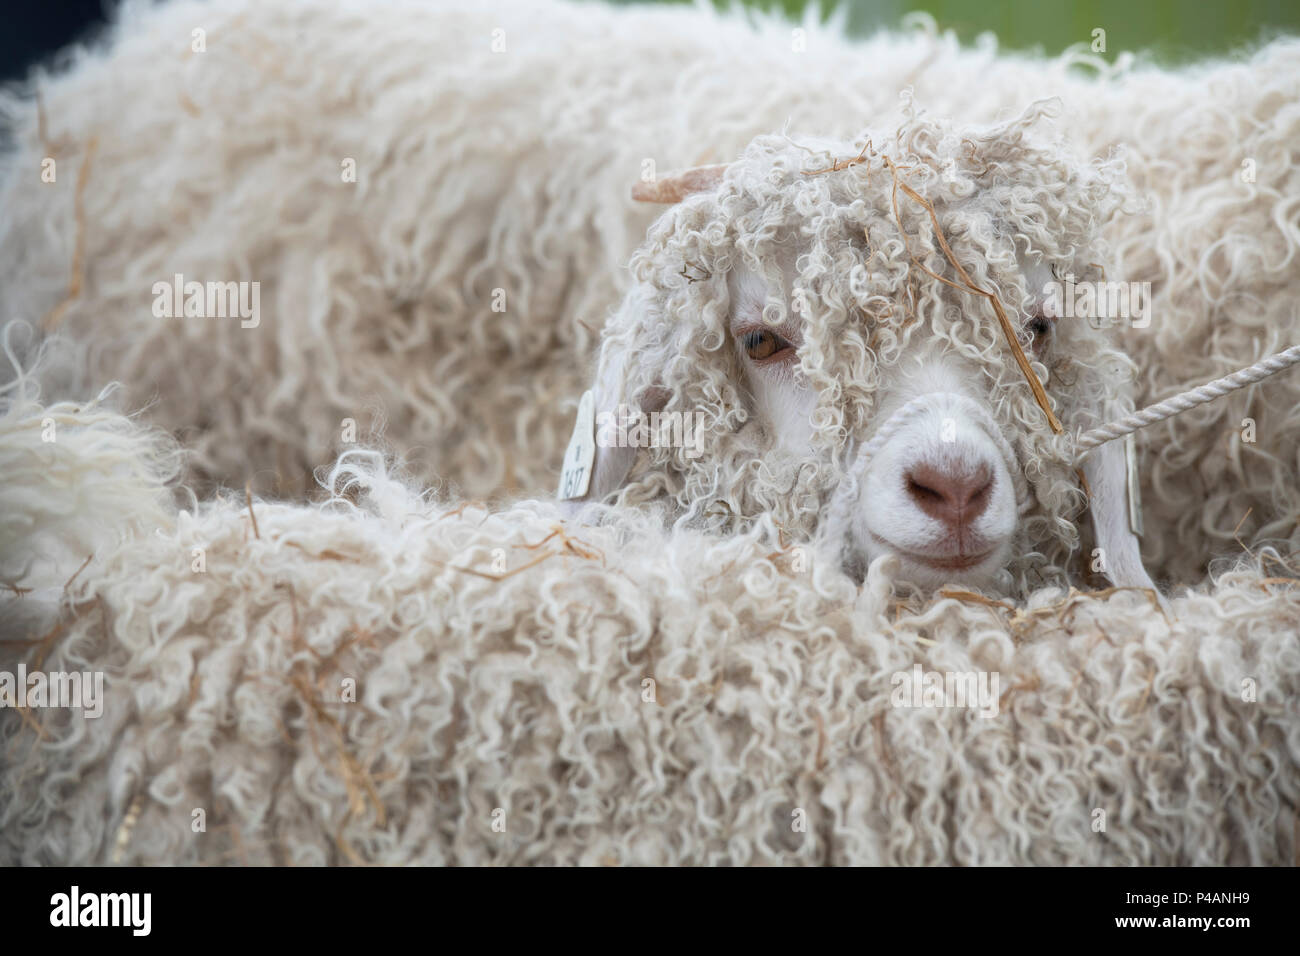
<box><xmin>1</xmin><ymin>395</ymin><xmax>1296</xmax><ymax>865</ymax></box>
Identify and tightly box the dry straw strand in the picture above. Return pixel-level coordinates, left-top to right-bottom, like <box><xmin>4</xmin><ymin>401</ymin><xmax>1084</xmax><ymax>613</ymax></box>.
<box><xmin>882</xmin><ymin>156</ymin><xmax>1064</xmax><ymax>434</ymax></box>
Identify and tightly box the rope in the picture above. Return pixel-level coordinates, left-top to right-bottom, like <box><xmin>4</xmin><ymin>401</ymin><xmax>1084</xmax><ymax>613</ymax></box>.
<box><xmin>818</xmin><ymin>344</ymin><xmax>1299</xmax><ymax>549</ymax></box>
<box><xmin>1075</xmin><ymin>344</ymin><xmax>1300</xmax><ymax>454</ymax></box>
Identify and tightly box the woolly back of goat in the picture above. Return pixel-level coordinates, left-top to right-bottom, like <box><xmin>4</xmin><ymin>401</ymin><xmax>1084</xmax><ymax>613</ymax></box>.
<box><xmin>1</xmin><ymin>0</ymin><xmax>1298</xmax><ymax>585</ymax></box>
<box><xmin>2</xmin><ymin>399</ymin><xmax>1297</xmax><ymax>865</ymax></box>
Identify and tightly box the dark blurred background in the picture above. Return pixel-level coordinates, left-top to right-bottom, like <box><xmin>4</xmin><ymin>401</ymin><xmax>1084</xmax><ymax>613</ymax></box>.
<box><xmin>5</xmin><ymin>0</ymin><xmax>1300</xmax><ymax>83</ymax></box>
<box><xmin>4</xmin><ymin>0</ymin><xmax>108</xmax><ymax>82</ymax></box>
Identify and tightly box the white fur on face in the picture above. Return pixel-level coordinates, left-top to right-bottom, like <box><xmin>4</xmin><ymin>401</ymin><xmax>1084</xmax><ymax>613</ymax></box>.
<box><xmin>729</xmin><ymin>260</ymin><xmax>1053</xmax><ymax>586</ymax></box>
<box><xmin>853</xmin><ymin>386</ymin><xmax>1018</xmax><ymax>588</ymax></box>
<box><xmin>727</xmin><ymin>264</ymin><xmax>818</xmax><ymax>458</ymax></box>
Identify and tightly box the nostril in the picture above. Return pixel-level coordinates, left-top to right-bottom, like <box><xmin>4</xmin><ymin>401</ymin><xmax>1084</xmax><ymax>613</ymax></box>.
<box><xmin>904</xmin><ymin>466</ymin><xmax>954</xmax><ymax>523</ymax></box>
<box><xmin>906</xmin><ymin>474</ymin><xmax>945</xmax><ymax>503</ymax></box>
<box><xmin>964</xmin><ymin>473</ymin><xmax>993</xmax><ymax>510</ymax></box>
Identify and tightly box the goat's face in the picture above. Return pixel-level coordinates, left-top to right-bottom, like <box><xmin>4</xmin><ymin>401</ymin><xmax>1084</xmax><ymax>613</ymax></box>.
<box><xmin>569</xmin><ymin>104</ymin><xmax>1152</xmax><ymax>595</ymax></box>
<box><xmin>727</xmin><ymin>257</ymin><xmax>1051</xmax><ymax>586</ymax></box>
<box><xmin>727</xmin><ymin>256</ymin><xmax>1066</xmax><ymax>588</ymax></box>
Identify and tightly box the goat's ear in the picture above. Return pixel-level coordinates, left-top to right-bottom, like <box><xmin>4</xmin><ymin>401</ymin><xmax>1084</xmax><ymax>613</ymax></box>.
<box><xmin>631</xmin><ymin>163</ymin><xmax>729</xmax><ymax>203</ymax></box>
<box><xmin>1080</xmin><ymin>434</ymin><xmax>1157</xmax><ymax>594</ymax></box>
<box><xmin>557</xmin><ymin>342</ymin><xmax>668</xmax><ymax>515</ymax></box>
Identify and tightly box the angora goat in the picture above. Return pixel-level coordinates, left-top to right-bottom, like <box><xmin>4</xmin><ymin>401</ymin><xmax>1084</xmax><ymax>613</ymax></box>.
<box><xmin>3</xmin><ymin>0</ymin><xmax>1298</xmax><ymax>871</ymax></box>
<box><xmin>565</xmin><ymin>104</ymin><xmax>1154</xmax><ymax>599</ymax></box>
<box><xmin>2</xmin><ymin>393</ymin><xmax>1297</xmax><ymax>866</ymax></box>
<box><xmin>5</xmin><ymin>0</ymin><xmax>1298</xmax><ymax>597</ymax></box>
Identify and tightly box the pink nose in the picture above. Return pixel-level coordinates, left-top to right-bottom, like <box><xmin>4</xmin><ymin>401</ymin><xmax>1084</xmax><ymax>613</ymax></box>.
<box><xmin>904</xmin><ymin>463</ymin><xmax>993</xmax><ymax>534</ymax></box>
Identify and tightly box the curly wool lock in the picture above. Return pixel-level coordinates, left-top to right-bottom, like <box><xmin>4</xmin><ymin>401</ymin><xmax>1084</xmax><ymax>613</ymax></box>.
<box><xmin>2</xmin><ymin>398</ymin><xmax>1297</xmax><ymax>865</ymax></box>
<box><xmin>2</xmin><ymin>0</ymin><xmax>1295</xmax><ymax>568</ymax></box>
<box><xmin>591</xmin><ymin>104</ymin><xmax>1137</xmax><ymax>593</ymax></box>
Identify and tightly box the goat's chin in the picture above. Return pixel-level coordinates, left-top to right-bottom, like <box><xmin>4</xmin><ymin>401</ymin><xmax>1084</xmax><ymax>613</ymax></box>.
<box><xmin>857</xmin><ymin>535</ymin><xmax>1013</xmax><ymax>590</ymax></box>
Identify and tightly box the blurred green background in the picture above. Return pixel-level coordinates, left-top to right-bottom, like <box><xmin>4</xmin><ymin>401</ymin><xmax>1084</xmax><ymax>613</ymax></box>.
<box><xmin>612</xmin><ymin>0</ymin><xmax>1300</xmax><ymax>63</ymax></box>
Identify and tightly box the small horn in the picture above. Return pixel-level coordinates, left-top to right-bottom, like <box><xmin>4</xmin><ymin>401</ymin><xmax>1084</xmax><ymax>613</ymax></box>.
<box><xmin>631</xmin><ymin>163</ymin><xmax>729</xmax><ymax>203</ymax></box>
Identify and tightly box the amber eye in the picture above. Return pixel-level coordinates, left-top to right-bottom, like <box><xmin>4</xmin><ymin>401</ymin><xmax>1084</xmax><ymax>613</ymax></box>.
<box><xmin>742</xmin><ymin>328</ymin><xmax>792</xmax><ymax>361</ymax></box>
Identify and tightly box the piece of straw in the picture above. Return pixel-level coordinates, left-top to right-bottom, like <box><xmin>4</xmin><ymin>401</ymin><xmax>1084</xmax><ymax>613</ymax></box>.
<box><xmin>883</xmin><ymin>157</ymin><xmax>1063</xmax><ymax>434</ymax></box>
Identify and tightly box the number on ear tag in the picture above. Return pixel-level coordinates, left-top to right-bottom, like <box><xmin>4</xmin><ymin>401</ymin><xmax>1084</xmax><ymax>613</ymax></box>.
<box><xmin>557</xmin><ymin>390</ymin><xmax>596</xmax><ymax>500</ymax></box>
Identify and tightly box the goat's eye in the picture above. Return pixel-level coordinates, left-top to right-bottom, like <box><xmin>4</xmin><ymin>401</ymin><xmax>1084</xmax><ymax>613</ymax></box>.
<box><xmin>741</xmin><ymin>328</ymin><xmax>793</xmax><ymax>362</ymax></box>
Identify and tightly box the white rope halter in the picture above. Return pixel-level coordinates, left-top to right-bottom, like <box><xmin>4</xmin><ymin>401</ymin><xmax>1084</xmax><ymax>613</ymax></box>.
<box><xmin>818</xmin><ymin>344</ymin><xmax>1300</xmax><ymax>550</ymax></box>
<box><xmin>1075</xmin><ymin>343</ymin><xmax>1300</xmax><ymax>453</ymax></box>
